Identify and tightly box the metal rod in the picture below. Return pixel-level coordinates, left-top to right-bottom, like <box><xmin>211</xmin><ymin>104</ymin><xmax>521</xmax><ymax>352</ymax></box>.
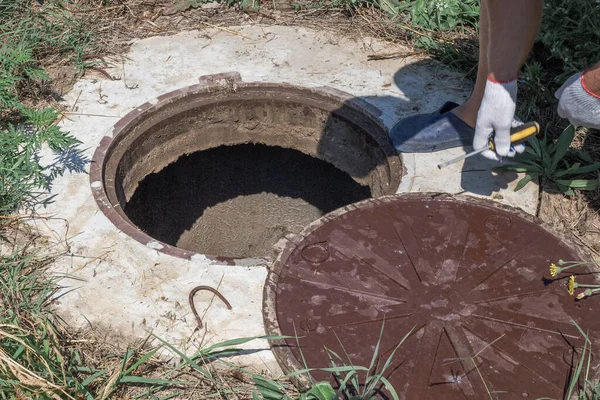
<box><xmin>437</xmin><ymin>147</ymin><xmax>488</xmax><ymax>169</ymax></box>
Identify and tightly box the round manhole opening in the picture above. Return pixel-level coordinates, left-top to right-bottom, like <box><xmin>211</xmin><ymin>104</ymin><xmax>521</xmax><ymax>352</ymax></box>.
<box><xmin>264</xmin><ymin>193</ymin><xmax>600</xmax><ymax>399</ymax></box>
<box><xmin>90</xmin><ymin>74</ymin><xmax>402</xmax><ymax>261</ymax></box>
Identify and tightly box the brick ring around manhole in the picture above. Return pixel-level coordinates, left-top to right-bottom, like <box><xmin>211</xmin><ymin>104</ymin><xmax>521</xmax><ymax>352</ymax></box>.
<box><xmin>263</xmin><ymin>193</ymin><xmax>600</xmax><ymax>399</ymax></box>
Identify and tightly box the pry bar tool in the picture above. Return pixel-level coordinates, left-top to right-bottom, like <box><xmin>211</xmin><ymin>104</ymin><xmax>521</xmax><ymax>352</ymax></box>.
<box><xmin>437</xmin><ymin>121</ymin><xmax>540</xmax><ymax>169</ymax></box>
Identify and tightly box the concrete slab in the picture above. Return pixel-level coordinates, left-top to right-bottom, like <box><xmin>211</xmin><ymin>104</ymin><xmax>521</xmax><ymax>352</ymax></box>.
<box><xmin>39</xmin><ymin>25</ymin><xmax>538</xmax><ymax>372</ymax></box>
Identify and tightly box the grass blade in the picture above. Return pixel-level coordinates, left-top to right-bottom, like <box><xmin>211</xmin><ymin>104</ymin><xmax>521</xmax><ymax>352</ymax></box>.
<box><xmin>366</xmin><ymin>320</ymin><xmax>386</xmax><ymax>379</ymax></box>
<box><xmin>378</xmin><ymin>376</ymin><xmax>400</xmax><ymax>400</ymax></box>
<box><xmin>496</xmin><ymin>165</ymin><xmax>542</xmax><ymax>173</ymax></box>
<box><xmin>286</xmin><ymin>366</ymin><xmax>368</xmax><ymax>378</ymax></box>
<box><xmin>153</xmin><ymin>336</ymin><xmax>213</xmax><ymax>380</ymax></box>
<box><xmin>292</xmin><ymin>322</ymin><xmax>312</xmax><ymax>384</ymax></box>
<box><xmin>566</xmin><ymin>319</ymin><xmax>590</xmax><ymax>399</ymax></box>
<box><xmin>555</xmin><ymin>179</ymin><xmax>599</xmax><ymax>190</ymax></box>
<box><xmin>569</xmin><ymin>162</ymin><xmax>600</xmax><ymax>175</ymax></box>
<box><xmin>118</xmin><ymin>376</ymin><xmax>190</xmax><ymax>385</ymax></box>
<box><xmin>363</xmin><ymin>326</ymin><xmax>415</xmax><ymax>397</ymax></box>
<box><xmin>528</xmin><ymin>136</ymin><xmax>542</xmax><ymax>158</ymax></box>
<box><xmin>333</xmin><ymin>331</ymin><xmax>361</xmax><ymax>394</ymax></box>
<box><xmin>252</xmin><ymin>375</ymin><xmax>289</xmax><ymax>400</ymax></box>
<box><xmin>198</xmin><ymin>335</ymin><xmax>293</xmax><ymax>356</ymax></box>
<box><xmin>551</xmin><ymin>125</ymin><xmax>575</xmax><ymax>172</ymax></box>
<box><xmin>124</xmin><ymin>346</ymin><xmax>162</xmax><ymax>376</ymax></box>
<box><xmin>81</xmin><ymin>370</ymin><xmax>107</xmax><ymax>387</ymax></box>
<box><xmin>302</xmin><ymin>382</ymin><xmax>335</xmax><ymax>400</ymax></box>
<box><xmin>513</xmin><ymin>174</ymin><xmax>534</xmax><ymax>192</ymax></box>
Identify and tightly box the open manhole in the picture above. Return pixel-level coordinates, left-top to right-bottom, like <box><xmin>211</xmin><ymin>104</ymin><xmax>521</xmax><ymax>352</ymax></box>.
<box><xmin>264</xmin><ymin>194</ymin><xmax>600</xmax><ymax>399</ymax></box>
<box><xmin>90</xmin><ymin>73</ymin><xmax>402</xmax><ymax>261</ymax></box>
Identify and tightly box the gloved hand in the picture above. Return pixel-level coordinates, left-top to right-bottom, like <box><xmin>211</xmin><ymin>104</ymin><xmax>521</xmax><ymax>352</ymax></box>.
<box><xmin>555</xmin><ymin>71</ymin><xmax>600</xmax><ymax>129</ymax></box>
<box><xmin>474</xmin><ymin>78</ymin><xmax>525</xmax><ymax>161</ymax></box>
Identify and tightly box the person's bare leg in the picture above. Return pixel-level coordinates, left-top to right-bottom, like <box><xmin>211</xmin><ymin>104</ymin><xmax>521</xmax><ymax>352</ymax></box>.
<box><xmin>449</xmin><ymin>0</ymin><xmax>490</xmax><ymax>128</ymax></box>
<box><xmin>450</xmin><ymin>0</ymin><xmax>543</xmax><ymax>128</ymax></box>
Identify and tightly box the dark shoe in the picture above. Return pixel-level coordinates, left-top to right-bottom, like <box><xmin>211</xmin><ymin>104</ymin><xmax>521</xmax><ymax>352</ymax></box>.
<box><xmin>389</xmin><ymin>102</ymin><xmax>474</xmax><ymax>152</ymax></box>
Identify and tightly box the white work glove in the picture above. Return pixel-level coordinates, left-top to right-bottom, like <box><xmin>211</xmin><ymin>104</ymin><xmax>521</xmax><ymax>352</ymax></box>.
<box><xmin>555</xmin><ymin>71</ymin><xmax>600</xmax><ymax>129</ymax></box>
<box><xmin>474</xmin><ymin>78</ymin><xmax>525</xmax><ymax>161</ymax></box>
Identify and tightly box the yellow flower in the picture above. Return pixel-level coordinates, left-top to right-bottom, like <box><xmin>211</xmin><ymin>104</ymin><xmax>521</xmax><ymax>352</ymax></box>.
<box><xmin>549</xmin><ymin>263</ymin><xmax>560</xmax><ymax>277</ymax></box>
<box><xmin>568</xmin><ymin>275</ymin><xmax>576</xmax><ymax>296</ymax></box>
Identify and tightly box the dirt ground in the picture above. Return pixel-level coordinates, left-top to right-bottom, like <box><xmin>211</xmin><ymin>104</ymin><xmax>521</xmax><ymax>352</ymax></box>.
<box><xmin>539</xmin><ymin>131</ymin><xmax>600</xmax><ymax>261</ymax></box>
<box><xmin>49</xmin><ymin>0</ymin><xmax>416</xmax><ymax>91</ymax></box>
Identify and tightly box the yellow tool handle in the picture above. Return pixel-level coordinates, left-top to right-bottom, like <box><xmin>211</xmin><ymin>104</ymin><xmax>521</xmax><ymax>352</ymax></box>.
<box><xmin>488</xmin><ymin>121</ymin><xmax>540</xmax><ymax>151</ymax></box>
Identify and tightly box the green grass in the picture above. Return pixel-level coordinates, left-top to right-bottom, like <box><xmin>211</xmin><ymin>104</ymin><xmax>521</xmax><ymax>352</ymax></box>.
<box><xmin>550</xmin><ymin>320</ymin><xmax>600</xmax><ymax>400</ymax></box>
<box><xmin>498</xmin><ymin>125</ymin><xmax>600</xmax><ymax>194</ymax></box>
<box><xmin>237</xmin><ymin>322</ymin><xmax>415</xmax><ymax>400</ymax></box>
<box><xmin>0</xmin><ymin>2</ymin><xmax>181</xmax><ymax>398</ymax></box>
<box><xmin>0</xmin><ymin>0</ymin><xmax>98</xmax><ymax>214</ymax></box>
<box><xmin>538</xmin><ymin>0</ymin><xmax>600</xmax><ymax>84</ymax></box>
<box><xmin>395</xmin><ymin>0</ymin><xmax>479</xmax><ymax>32</ymax></box>
<box><xmin>517</xmin><ymin>0</ymin><xmax>600</xmax><ymax>130</ymax></box>
<box><xmin>0</xmin><ymin>0</ymin><xmax>99</xmax><ymax>74</ymax></box>
<box><xmin>0</xmin><ymin>245</ymin><xmax>101</xmax><ymax>399</ymax></box>
<box><xmin>0</xmin><ymin>111</ymin><xmax>80</xmax><ymax>214</ymax></box>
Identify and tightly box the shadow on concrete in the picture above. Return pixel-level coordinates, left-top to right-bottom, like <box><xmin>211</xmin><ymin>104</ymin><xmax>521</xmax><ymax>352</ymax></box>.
<box><xmin>388</xmin><ymin>64</ymin><xmax>518</xmax><ymax>196</ymax></box>
<box><xmin>33</xmin><ymin>144</ymin><xmax>90</xmax><ymax>208</ymax></box>
<box><xmin>46</xmin><ymin>145</ymin><xmax>90</xmax><ymax>187</ymax></box>
<box><xmin>459</xmin><ymin>150</ymin><xmax>519</xmax><ymax>196</ymax></box>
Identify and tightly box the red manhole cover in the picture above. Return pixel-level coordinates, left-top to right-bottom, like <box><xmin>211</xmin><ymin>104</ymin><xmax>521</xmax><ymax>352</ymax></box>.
<box><xmin>263</xmin><ymin>194</ymin><xmax>600</xmax><ymax>399</ymax></box>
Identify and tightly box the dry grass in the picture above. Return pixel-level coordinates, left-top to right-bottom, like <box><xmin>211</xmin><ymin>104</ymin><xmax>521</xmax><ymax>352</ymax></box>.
<box><xmin>0</xmin><ymin>215</ymin><xmax>294</xmax><ymax>399</ymax></box>
<box><xmin>539</xmin><ymin>189</ymin><xmax>600</xmax><ymax>260</ymax></box>
<box><xmin>68</xmin><ymin>326</ymin><xmax>271</xmax><ymax>400</ymax></box>
<box><xmin>538</xmin><ymin>127</ymin><xmax>600</xmax><ymax>260</ymax></box>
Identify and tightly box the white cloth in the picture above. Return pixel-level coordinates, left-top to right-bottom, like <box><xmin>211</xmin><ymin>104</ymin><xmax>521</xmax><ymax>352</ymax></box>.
<box><xmin>474</xmin><ymin>79</ymin><xmax>521</xmax><ymax>161</ymax></box>
<box><xmin>555</xmin><ymin>72</ymin><xmax>600</xmax><ymax>129</ymax></box>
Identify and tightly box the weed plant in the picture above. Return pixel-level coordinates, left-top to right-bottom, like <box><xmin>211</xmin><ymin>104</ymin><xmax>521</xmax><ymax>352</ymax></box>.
<box><xmin>0</xmin><ymin>0</ymin><xmax>97</xmax><ymax>213</ymax></box>
<box><xmin>499</xmin><ymin>125</ymin><xmax>600</xmax><ymax>194</ymax></box>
